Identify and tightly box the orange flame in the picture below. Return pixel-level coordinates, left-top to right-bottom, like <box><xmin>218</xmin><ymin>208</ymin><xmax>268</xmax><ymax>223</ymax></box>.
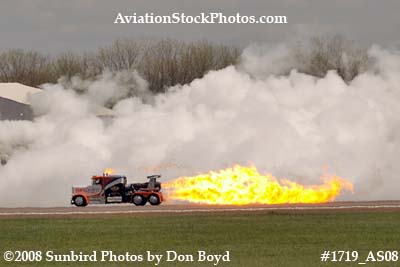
<box><xmin>164</xmin><ymin>165</ymin><xmax>353</xmax><ymax>205</ymax></box>
<box><xmin>103</xmin><ymin>168</ymin><xmax>116</xmax><ymax>176</ymax></box>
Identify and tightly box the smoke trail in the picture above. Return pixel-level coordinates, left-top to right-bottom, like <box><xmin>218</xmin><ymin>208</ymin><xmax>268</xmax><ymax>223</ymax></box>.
<box><xmin>0</xmin><ymin>45</ymin><xmax>399</xmax><ymax>207</ymax></box>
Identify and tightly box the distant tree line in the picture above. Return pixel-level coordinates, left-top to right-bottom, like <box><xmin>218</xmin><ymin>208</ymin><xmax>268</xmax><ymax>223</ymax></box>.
<box><xmin>0</xmin><ymin>36</ymin><xmax>369</xmax><ymax>92</ymax></box>
<box><xmin>291</xmin><ymin>35</ymin><xmax>369</xmax><ymax>82</ymax></box>
<box><xmin>0</xmin><ymin>39</ymin><xmax>240</xmax><ymax>93</ymax></box>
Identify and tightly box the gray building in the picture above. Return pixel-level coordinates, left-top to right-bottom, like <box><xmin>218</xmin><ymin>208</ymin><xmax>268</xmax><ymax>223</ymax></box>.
<box><xmin>0</xmin><ymin>83</ymin><xmax>41</xmax><ymax>165</ymax></box>
<box><xmin>0</xmin><ymin>83</ymin><xmax>114</xmax><ymax>165</ymax></box>
<box><xmin>0</xmin><ymin>83</ymin><xmax>41</xmax><ymax>121</ymax></box>
<box><xmin>0</xmin><ymin>96</ymin><xmax>33</xmax><ymax>120</ymax></box>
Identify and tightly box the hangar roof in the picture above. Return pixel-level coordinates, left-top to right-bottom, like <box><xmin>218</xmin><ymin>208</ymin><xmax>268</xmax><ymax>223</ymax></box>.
<box><xmin>0</xmin><ymin>83</ymin><xmax>42</xmax><ymax>104</ymax></box>
<box><xmin>0</xmin><ymin>82</ymin><xmax>114</xmax><ymax>118</ymax></box>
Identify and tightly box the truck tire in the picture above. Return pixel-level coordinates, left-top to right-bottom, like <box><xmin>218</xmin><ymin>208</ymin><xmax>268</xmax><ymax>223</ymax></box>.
<box><xmin>148</xmin><ymin>194</ymin><xmax>160</xmax><ymax>205</ymax></box>
<box><xmin>132</xmin><ymin>195</ymin><xmax>146</xmax><ymax>206</ymax></box>
<box><xmin>73</xmin><ymin>196</ymin><xmax>87</xmax><ymax>207</ymax></box>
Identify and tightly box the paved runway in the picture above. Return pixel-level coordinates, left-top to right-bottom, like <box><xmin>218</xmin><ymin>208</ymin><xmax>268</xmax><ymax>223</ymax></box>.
<box><xmin>1</xmin><ymin>201</ymin><xmax>400</xmax><ymax>217</ymax></box>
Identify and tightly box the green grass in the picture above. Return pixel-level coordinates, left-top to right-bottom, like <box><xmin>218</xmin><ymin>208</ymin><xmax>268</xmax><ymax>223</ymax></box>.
<box><xmin>0</xmin><ymin>211</ymin><xmax>400</xmax><ymax>267</ymax></box>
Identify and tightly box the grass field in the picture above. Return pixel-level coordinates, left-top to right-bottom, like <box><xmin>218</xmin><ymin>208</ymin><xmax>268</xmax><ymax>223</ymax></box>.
<box><xmin>1</xmin><ymin>211</ymin><xmax>400</xmax><ymax>267</ymax></box>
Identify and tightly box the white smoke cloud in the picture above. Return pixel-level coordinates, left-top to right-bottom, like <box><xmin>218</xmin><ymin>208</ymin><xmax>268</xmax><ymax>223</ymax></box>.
<box><xmin>57</xmin><ymin>70</ymin><xmax>152</xmax><ymax>107</ymax></box>
<box><xmin>0</xmin><ymin>45</ymin><xmax>399</xmax><ymax>207</ymax></box>
<box><xmin>240</xmin><ymin>43</ymin><xmax>293</xmax><ymax>77</ymax></box>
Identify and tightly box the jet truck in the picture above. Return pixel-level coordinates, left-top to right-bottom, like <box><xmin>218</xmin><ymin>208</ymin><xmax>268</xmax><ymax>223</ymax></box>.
<box><xmin>71</xmin><ymin>173</ymin><xmax>163</xmax><ymax>207</ymax></box>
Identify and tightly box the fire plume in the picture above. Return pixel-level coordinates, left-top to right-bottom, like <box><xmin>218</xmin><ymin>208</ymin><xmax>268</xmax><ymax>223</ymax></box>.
<box><xmin>164</xmin><ymin>165</ymin><xmax>353</xmax><ymax>205</ymax></box>
<box><xmin>103</xmin><ymin>168</ymin><xmax>116</xmax><ymax>176</ymax></box>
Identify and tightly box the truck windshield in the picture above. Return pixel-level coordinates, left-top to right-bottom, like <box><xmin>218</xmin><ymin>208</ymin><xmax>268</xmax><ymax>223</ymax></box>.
<box><xmin>92</xmin><ymin>179</ymin><xmax>101</xmax><ymax>185</ymax></box>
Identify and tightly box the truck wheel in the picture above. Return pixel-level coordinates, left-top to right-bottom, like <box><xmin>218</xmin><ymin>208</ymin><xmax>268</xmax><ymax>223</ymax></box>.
<box><xmin>148</xmin><ymin>194</ymin><xmax>160</xmax><ymax>205</ymax></box>
<box><xmin>73</xmin><ymin>196</ymin><xmax>87</xmax><ymax>207</ymax></box>
<box><xmin>132</xmin><ymin>195</ymin><xmax>146</xmax><ymax>206</ymax></box>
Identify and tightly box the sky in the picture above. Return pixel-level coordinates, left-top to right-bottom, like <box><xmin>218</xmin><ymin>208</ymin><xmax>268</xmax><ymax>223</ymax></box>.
<box><xmin>1</xmin><ymin>0</ymin><xmax>399</xmax><ymax>53</ymax></box>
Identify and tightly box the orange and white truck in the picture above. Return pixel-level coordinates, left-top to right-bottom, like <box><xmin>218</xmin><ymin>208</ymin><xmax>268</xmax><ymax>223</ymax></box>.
<box><xmin>71</xmin><ymin>174</ymin><xmax>163</xmax><ymax>207</ymax></box>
